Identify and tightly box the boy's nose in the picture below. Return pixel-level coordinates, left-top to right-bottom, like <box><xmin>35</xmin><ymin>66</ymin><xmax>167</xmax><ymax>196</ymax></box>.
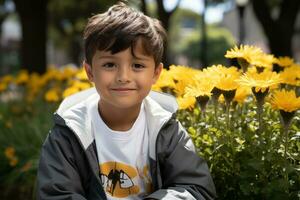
<box><xmin>116</xmin><ymin>66</ymin><xmax>131</xmax><ymax>83</ymax></box>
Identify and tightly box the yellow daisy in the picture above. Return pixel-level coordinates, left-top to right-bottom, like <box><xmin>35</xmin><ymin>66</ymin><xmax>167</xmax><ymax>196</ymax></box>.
<box><xmin>225</xmin><ymin>45</ymin><xmax>264</xmax><ymax>64</ymax></box>
<box><xmin>152</xmin><ymin>68</ymin><xmax>176</xmax><ymax>91</ymax></box>
<box><xmin>15</xmin><ymin>70</ymin><xmax>29</xmax><ymax>85</ymax></box>
<box><xmin>174</xmin><ymin>80</ymin><xmax>188</xmax><ymax>97</ymax></box>
<box><xmin>169</xmin><ymin>65</ymin><xmax>201</xmax><ymax>83</ymax></box>
<box><xmin>274</xmin><ymin>56</ymin><xmax>294</xmax><ymax>68</ymax></box>
<box><xmin>234</xmin><ymin>86</ymin><xmax>251</xmax><ymax>104</ymax></box>
<box><xmin>176</xmin><ymin>96</ymin><xmax>196</xmax><ymax>110</ymax></box>
<box><xmin>205</xmin><ymin>65</ymin><xmax>240</xmax><ymax>91</ymax></box>
<box><xmin>63</xmin><ymin>86</ymin><xmax>80</xmax><ymax>98</ymax></box>
<box><xmin>250</xmin><ymin>53</ymin><xmax>275</xmax><ymax>71</ymax></box>
<box><xmin>184</xmin><ymin>78</ymin><xmax>214</xmax><ymax>98</ymax></box>
<box><xmin>75</xmin><ymin>67</ymin><xmax>89</xmax><ymax>81</ymax></box>
<box><xmin>236</xmin><ymin>70</ymin><xmax>282</xmax><ymax>93</ymax></box>
<box><xmin>270</xmin><ymin>89</ymin><xmax>300</xmax><ymax>112</ymax></box>
<box><xmin>279</xmin><ymin>65</ymin><xmax>300</xmax><ymax>86</ymax></box>
<box><xmin>45</xmin><ymin>88</ymin><xmax>60</xmax><ymax>102</ymax></box>
<box><xmin>61</xmin><ymin>66</ymin><xmax>77</xmax><ymax>80</ymax></box>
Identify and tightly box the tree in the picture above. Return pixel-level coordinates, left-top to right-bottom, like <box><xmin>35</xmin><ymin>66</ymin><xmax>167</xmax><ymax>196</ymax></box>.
<box><xmin>48</xmin><ymin>0</ymin><xmax>118</xmax><ymax>66</ymax></box>
<box><xmin>13</xmin><ymin>0</ymin><xmax>47</xmax><ymax>74</ymax></box>
<box><xmin>252</xmin><ymin>0</ymin><xmax>300</xmax><ymax>57</ymax></box>
<box><xmin>140</xmin><ymin>0</ymin><xmax>182</xmax><ymax>67</ymax></box>
<box><xmin>0</xmin><ymin>0</ymin><xmax>10</xmax><ymax>37</ymax></box>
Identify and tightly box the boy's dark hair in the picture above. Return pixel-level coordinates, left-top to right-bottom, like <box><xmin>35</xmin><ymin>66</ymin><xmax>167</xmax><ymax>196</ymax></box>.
<box><xmin>83</xmin><ymin>2</ymin><xmax>167</xmax><ymax>67</ymax></box>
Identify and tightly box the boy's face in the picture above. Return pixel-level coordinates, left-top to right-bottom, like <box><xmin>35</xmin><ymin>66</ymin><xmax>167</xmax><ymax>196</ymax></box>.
<box><xmin>84</xmin><ymin>38</ymin><xmax>162</xmax><ymax>111</ymax></box>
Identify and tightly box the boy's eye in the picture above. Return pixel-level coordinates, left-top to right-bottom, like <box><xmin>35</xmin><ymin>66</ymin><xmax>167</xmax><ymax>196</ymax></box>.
<box><xmin>102</xmin><ymin>63</ymin><xmax>116</xmax><ymax>68</ymax></box>
<box><xmin>133</xmin><ymin>64</ymin><xmax>145</xmax><ymax>70</ymax></box>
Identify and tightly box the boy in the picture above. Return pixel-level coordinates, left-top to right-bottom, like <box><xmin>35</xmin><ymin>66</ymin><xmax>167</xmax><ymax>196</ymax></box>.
<box><xmin>37</xmin><ymin>2</ymin><xmax>216</xmax><ymax>200</ymax></box>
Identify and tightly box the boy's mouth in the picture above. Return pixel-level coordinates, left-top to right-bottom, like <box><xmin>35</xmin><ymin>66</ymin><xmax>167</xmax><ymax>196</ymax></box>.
<box><xmin>111</xmin><ymin>88</ymin><xmax>136</xmax><ymax>91</ymax></box>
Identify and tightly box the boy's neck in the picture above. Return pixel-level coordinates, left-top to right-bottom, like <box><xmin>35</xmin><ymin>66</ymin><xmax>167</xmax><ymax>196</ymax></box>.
<box><xmin>97</xmin><ymin>101</ymin><xmax>142</xmax><ymax>132</ymax></box>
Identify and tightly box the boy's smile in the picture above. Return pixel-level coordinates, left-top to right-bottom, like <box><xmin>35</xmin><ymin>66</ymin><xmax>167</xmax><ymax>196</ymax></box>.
<box><xmin>84</xmin><ymin>38</ymin><xmax>162</xmax><ymax>130</ymax></box>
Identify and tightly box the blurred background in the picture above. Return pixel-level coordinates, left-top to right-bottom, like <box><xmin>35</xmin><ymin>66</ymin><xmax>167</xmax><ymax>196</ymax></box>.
<box><xmin>0</xmin><ymin>0</ymin><xmax>299</xmax><ymax>75</ymax></box>
<box><xmin>0</xmin><ymin>1</ymin><xmax>300</xmax><ymax>199</ymax></box>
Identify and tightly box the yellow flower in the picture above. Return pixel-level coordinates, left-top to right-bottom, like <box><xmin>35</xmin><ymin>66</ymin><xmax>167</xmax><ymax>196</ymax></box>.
<box><xmin>63</xmin><ymin>86</ymin><xmax>80</xmax><ymax>98</ymax></box>
<box><xmin>0</xmin><ymin>82</ymin><xmax>7</xmax><ymax>92</ymax></box>
<box><xmin>184</xmin><ymin>77</ymin><xmax>214</xmax><ymax>98</ymax></box>
<box><xmin>61</xmin><ymin>66</ymin><xmax>77</xmax><ymax>80</ymax></box>
<box><xmin>43</xmin><ymin>68</ymin><xmax>61</xmax><ymax>82</ymax></box>
<box><xmin>279</xmin><ymin>64</ymin><xmax>300</xmax><ymax>86</ymax></box>
<box><xmin>1</xmin><ymin>75</ymin><xmax>13</xmax><ymax>83</ymax></box>
<box><xmin>234</xmin><ymin>86</ymin><xmax>251</xmax><ymax>104</ymax></box>
<box><xmin>5</xmin><ymin>146</ymin><xmax>15</xmax><ymax>159</ymax></box>
<box><xmin>250</xmin><ymin>53</ymin><xmax>275</xmax><ymax>70</ymax></box>
<box><xmin>72</xmin><ymin>81</ymin><xmax>92</xmax><ymax>90</ymax></box>
<box><xmin>225</xmin><ymin>45</ymin><xmax>264</xmax><ymax>64</ymax></box>
<box><xmin>274</xmin><ymin>56</ymin><xmax>294</xmax><ymax>68</ymax></box>
<box><xmin>75</xmin><ymin>67</ymin><xmax>89</xmax><ymax>81</ymax></box>
<box><xmin>9</xmin><ymin>157</ymin><xmax>18</xmax><ymax>167</ymax></box>
<box><xmin>174</xmin><ymin>81</ymin><xmax>188</xmax><ymax>97</ymax></box>
<box><xmin>15</xmin><ymin>70</ymin><xmax>29</xmax><ymax>85</ymax></box>
<box><xmin>0</xmin><ymin>74</ymin><xmax>14</xmax><ymax>91</ymax></box>
<box><xmin>216</xmin><ymin>76</ymin><xmax>240</xmax><ymax>91</ymax></box>
<box><xmin>176</xmin><ymin>96</ymin><xmax>196</xmax><ymax>110</ymax></box>
<box><xmin>4</xmin><ymin>147</ymin><xmax>18</xmax><ymax>167</ymax></box>
<box><xmin>237</xmin><ymin>70</ymin><xmax>282</xmax><ymax>93</ymax></box>
<box><xmin>169</xmin><ymin>65</ymin><xmax>200</xmax><ymax>83</ymax></box>
<box><xmin>152</xmin><ymin>68</ymin><xmax>176</xmax><ymax>91</ymax></box>
<box><xmin>270</xmin><ymin>89</ymin><xmax>300</xmax><ymax>112</ymax></box>
<box><xmin>45</xmin><ymin>89</ymin><xmax>60</xmax><ymax>102</ymax></box>
<box><xmin>205</xmin><ymin>65</ymin><xmax>240</xmax><ymax>91</ymax></box>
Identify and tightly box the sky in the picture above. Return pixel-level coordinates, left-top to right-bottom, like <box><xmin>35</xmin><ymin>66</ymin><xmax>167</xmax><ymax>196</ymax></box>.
<box><xmin>147</xmin><ymin>0</ymin><xmax>230</xmax><ymax>24</ymax></box>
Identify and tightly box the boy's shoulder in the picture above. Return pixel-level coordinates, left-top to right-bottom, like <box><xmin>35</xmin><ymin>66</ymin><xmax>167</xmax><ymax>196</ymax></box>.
<box><xmin>145</xmin><ymin>91</ymin><xmax>178</xmax><ymax>114</ymax></box>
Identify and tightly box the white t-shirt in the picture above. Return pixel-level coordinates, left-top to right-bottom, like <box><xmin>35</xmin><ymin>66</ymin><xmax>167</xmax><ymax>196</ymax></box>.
<box><xmin>91</xmin><ymin>101</ymin><xmax>152</xmax><ymax>200</ymax></box>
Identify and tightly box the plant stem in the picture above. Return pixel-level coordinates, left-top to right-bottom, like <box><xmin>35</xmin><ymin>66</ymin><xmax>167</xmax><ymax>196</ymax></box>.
<box><xmin>213</xmin><ymin>99</ymin><xmax>218</xmax><ymax>126</ymax></box>
<box><xmin>226</xmin><ymin>100</ymin><xmax>231</xmax><ymax>130</ymax></box>
<box><xmin>256</xmin><ymin>100</ymin><xmax>264</xmax><ymax>134</ymax></box>
<box><xmin>283</xmin><ymin>124</ymin><xmax>289</xmax><ymax>194</ymax></box>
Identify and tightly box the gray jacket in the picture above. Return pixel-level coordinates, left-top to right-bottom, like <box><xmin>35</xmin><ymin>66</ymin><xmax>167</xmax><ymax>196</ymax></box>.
<box><xmin>37</xmin><ymin>88</ymin><xmax>216</xmax><ymax>200</ymax></box>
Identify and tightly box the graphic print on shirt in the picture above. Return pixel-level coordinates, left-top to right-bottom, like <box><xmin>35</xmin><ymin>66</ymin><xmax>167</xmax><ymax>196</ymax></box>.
<box><xmin>100</xmin><ymin>161</ymin><xmax>151</xmax><ymax>198</ymax></box>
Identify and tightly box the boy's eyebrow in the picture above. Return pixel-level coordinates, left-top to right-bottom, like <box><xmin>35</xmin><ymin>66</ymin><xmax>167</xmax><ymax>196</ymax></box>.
<box><xmin>97</xmin><ymin>54</ymin><xmax>152</xmax><ymax>61</ymax></box>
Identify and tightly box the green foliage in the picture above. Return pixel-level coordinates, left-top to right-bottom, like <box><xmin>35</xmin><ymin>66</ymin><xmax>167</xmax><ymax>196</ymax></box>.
<box><xmin>173</xmin><ymin>26</ymin><xmax>235</xmax><ymax>66</ymax></box>
<box><xmin>177</xmin><ymin>100</ymin><xmax>300</xmax><ymax>199</ymax></box>
<box><xmin>0</xmin><ymin>98</ymin><xmax>57</xmax><ymax>199</ymax></box>
<box><xmin>168</xmin><ymin>8</ymin><xmax>235</xmax><ymax>66</ymax></box>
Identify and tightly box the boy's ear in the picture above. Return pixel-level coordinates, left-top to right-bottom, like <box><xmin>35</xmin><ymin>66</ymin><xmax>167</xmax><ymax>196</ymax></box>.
<box><xmin>153</xmin><ymin>62</ymin><xmax>163</xmax><ymax>83</ymax></box>
<box><xmin>83</xmin><ymin>61</ymin><xmax>94</xmax><ymax>82</ymax></box>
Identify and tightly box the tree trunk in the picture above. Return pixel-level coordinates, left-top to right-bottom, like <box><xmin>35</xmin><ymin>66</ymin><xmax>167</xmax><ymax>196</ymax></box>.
<box><xmin>252</xmin><ymin>0</ymin><xmax>300</xmax><ymax>57</ymax></box>
<box><xmin>156</xmin><ymin>0</ymin><xmax>181</xmax><ymax>68</ymax></box>
<box><xmin>140</xmin><ymin>0</ymin><xmax>148</xmax><ymax>15</ymax></box>
<box><xmin>13</xmin><ymin>0</ymin><xmax>47</xmax><ymax>74</ymax></box>
<box><xmin>200</xmin><ymin>0</ymin><xmax>208</xmax><ymax>67</ymax></box>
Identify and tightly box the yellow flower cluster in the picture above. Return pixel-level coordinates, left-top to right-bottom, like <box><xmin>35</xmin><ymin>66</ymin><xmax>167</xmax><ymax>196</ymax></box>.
<box><xmin>152</xmin><ymin>65</ymin><xmax>249</xmax><ymax>110</ymax></box>
<box><xmin>152</xmin><ymin>46</ymin><xmax>299</xmax><ymax>111</ymax></box>
<box><xmin>0</xmin><ymin>64</ymin><xmax>93</xmax><ymax>103</ymax></box>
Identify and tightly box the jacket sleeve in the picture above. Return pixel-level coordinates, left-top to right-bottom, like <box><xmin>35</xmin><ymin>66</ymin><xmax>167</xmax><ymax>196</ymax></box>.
<box><xmin>145</xmin><ymin>119</ymin><xmax>217</xmax><ymax>200</ymax></box>
<box><xmin>37</xmin><ymin>125</ymin><xmax>87</xmax><ymax>200</ymax></box>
